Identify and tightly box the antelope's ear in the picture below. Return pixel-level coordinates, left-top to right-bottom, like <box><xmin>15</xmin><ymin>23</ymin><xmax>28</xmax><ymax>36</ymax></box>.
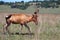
<box><xmin>37</xmin><ymin>9</ymin><xmax>39</xmax><ymax>12</ymax></box>
<box><xmin>35</xmin><ymin>8</ymin><xmax>39</xmax><ymax>13</ymax></box>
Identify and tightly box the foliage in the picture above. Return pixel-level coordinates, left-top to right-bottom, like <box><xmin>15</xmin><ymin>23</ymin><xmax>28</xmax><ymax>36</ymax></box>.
<box><xmin>11</xmin><ymin>2</ymin><xmax>30</xmax><ymax>10</ymax></box>
<box><xmin>0</xmin><ymin>1</ymin><xmax>4</xmax><ymax>5</ymax></box>
<box><xmin>0</xmin><ymin>1</ymin><xmax>60</xmax><ymax>9</ymax></box>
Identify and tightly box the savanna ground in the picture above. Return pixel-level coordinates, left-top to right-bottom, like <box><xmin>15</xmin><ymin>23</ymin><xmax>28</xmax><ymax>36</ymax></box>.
<box><xmin>0</xmin><ymin>5</ymin><xmax>60</xmax><ymax>40</ymax></box>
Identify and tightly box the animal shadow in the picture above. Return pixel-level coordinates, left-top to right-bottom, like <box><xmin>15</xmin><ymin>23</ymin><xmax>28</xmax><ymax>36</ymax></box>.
<box><xmin>10</xmin><ymin>32</ymin><xmax>34</xmax><ymax>35</ymax></box>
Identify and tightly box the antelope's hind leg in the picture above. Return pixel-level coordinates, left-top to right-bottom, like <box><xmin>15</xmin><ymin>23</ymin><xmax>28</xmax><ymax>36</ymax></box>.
<box><xmin>3</xmin><ymin>23</ymin><xmax>10</xmax><ymax>34</ymax></box>
<box><xmin>19</xmin><ymin>24</ymin><xmax>23</xmax><ymax>33</ymax></box>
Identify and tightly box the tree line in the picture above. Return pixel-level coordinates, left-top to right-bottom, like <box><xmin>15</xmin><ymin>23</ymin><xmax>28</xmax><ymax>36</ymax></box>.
<box><xmin>0</xmin><ymin>0</ymin><xmax>60</xmax><ymax>10</ymax></box>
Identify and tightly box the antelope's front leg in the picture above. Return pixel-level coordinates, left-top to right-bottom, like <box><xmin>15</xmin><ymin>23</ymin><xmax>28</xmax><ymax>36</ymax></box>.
<box><xmin>24</xmin><ymin>24</ymin><xmax>31</xmax><ymax>33</ymax></box>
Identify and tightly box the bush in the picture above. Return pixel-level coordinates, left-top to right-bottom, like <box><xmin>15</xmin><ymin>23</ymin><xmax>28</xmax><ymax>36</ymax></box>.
<box><xmin>11</xmin><ymin>2</ymin><xmax>30</xmax><ymax>10</ymax></box>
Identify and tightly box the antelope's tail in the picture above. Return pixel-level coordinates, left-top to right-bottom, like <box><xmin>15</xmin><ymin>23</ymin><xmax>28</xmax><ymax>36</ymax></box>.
<box><xmin>5</xmin><ymin>14</ymin><xmax>12</xmax><ymax>20</ymax></box>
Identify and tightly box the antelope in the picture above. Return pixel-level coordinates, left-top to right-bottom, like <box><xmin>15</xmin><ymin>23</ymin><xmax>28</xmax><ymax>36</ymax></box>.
<box><xmin>3</xmin><ymin>9</ymin><xmax>39</xmax><ymax>34</ymax></box>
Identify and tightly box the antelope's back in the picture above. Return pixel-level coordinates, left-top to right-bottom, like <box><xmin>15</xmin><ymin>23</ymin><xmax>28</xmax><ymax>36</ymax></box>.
<box><xmin>9</xmin><ymin>14</ymin><xmax>33</xmax><ymax>23</ymax></box>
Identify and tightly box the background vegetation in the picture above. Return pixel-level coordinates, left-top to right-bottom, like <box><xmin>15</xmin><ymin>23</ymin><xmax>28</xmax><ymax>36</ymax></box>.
<box><xmin>0</xmin><ymin>0</ymin><xmax>60</xmax><ymax>10</ymax></box>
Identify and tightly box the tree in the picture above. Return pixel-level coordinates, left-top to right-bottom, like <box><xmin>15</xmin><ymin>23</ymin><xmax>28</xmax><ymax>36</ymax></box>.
<box><xmin>21</xmin><ymin>1</ymin><xmax>24</xmax><ymax>3</ymax></box>
<box><xmin>44</xmin><ymin>0</ymin><xmax>50</xmax><ymax>1</ymax></box>
<box><xmin>57</xmin><ymin>0</ymin><xmax>60</xmax><ymax>4</ymax></box>
<box><xmin>0</xmin><ymin>1</ymin><xmax>4</xmax><ymax>5</ymax></box>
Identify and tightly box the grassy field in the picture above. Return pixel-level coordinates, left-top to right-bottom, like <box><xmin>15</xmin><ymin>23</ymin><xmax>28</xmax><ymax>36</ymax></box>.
<box><xmin>0</xmin><ymin>5</ymin><xmax>60</xmax><ymax>14</ymax></box>
<box><xmin>0</xmin><ymin>5</ymin><xmax>60</xmax><ymax>40</ymax></box>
